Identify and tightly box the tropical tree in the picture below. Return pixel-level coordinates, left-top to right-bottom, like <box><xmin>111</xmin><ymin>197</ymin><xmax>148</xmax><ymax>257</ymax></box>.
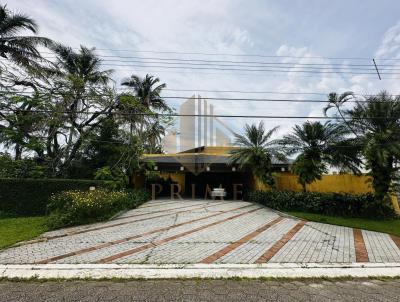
<box><xmin>324</xmin><ymin>91</ymin><xmax>358</xmax><ymax>136</ymax></box>
<box><xmin>0</xmin><ymin>4</ymin><xmax>51</xmax><ymax>68</ymax></box>
<box><xmin>143</xmin><ymin>120</ymin><xmax>165</xmax><ymax>153</ymax></box>
<box><xmin>325</xmin><ymin>91</ymin><xmax>400</xmax><ymax>200</ymax></box>
<box><xmin>229</xmin><ymin>121</ymin><xmax>284</xmax><ymax>186</ymax></box>
<box><xmin>121</xmin><ymin>74</ymin><xmax>168</xmax><ymax>110</ymax></box>
<box><xmin>45</xmin><ymin>44</ymin><xmax>116</xmax><ymax>175</ymax></box>
<box><xmin>279</xmin><ymin>121</ymin><xmax>361</xmax><ymax>191</ymax></box>
<box><xmin>119</xmin><ymin>74</ymin><xmax>172</xmax><ymax>152</ymax></box>
<box><xmin>0</xmin><ymin>93</ymin><xmax>48</xmax><ymax>160</ymax></box>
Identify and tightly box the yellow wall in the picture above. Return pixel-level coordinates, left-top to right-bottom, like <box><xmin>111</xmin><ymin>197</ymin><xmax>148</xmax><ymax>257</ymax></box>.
<box><xmin>252</xmin><ymin>173</ymin><xmax>400</xmax><ymax>214</ymax></box>
<box><xmin>275</xmin><ymin>173</ymin><xmax>373</xmax><ymax>194</ymax></box>
<box><xmin>160</xmin><ymin>172</ymin><xmax>186</xmax><ymax>194</ymax></box>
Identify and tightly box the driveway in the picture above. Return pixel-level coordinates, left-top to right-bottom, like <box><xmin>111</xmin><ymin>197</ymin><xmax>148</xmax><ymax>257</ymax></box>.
<box><xmin>1</xmin><ymin>199</ymin><xmax>400</xmax><ymax>264</ymax></box>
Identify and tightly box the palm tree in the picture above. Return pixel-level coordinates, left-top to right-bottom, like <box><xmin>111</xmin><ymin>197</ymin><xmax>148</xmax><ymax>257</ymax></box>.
<box><xmin>229</xmin><ymin>122</ymin><xmax>284</xmax><ymax>186</ymax></box>
<box><xmin>50</xmin><ymin>44</ymin><xmax>112</xmax><ymax>88</ymax></box>
<box><xmin>324</xmin><ymin>91</ymin><xmax>358</xmax><ymax>136</ymax></box>
<box><xmin>144</xmin><ymin>120</ymin><xmax>165</xmax><ymax>153</ymax></box>
<box><xmin>338</xmin><ymin>91</ymin><xmax>400</xmax><ymax>201</ymax></box>
<box><xmin>279</xmin><ymin>121</ymin><xmax>361</xmax><ymax>191</ymax></box>
<box><xmin>0</xmin><ymin>4</ymin><xmax>51</xmax><ymax>67</ymax></box>
<box><xmin>46</xmin><ymin>45</ymin><xmax>114</xmax><ymax>173</ymax></box>
<box><xmin>120</xmin><ymin>74</ymin><xmax>168</xmax><ymax>141</ymax></box>
<box><xmin>121</xmin><ymin>74</ymin><xmax>168</xmax><ymax>111</ymax></box>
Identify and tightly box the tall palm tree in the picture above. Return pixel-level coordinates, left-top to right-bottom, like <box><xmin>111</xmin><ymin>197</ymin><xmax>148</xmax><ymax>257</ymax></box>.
<box><xmin>50</xmin><ymin>44</ymin><xmax>112</xmax><ymax>88</ymax></box>
<box><xmin>120</xmin><ymin>74</ymin><xmax>168</xmax><ymax>141</ymax></box>
<box><xmin>229</xmin><ymin>122</ymin><xmax>284</xmax><ymax>186</ymax></box>
<box><xmin>279</xmin><ymin>121</ymin><xmax>361</xmax><ymax>191</ymax></box>
<box><xmin>343</xmin><ymin>91</ymin><xmax>400</xmax><ymax>200</ymax></box>
<box><xmin>324</xmin><ymin>91</ymin><xmax>359</xmax><ymax>136</ymax></box>
<box><xmin>46</xmin><ymin>45</ymin><xmax>114</xmax><ymax>173</ymax></box>
<box><xmin>0</xmin><ymin>4</ymin><xmax>51</xmax><ymax>67</ymax></box>
<box><xmin>121</xmin><ymin>74</ymin><xmax>168</xmax><ymax>111</ymax></box>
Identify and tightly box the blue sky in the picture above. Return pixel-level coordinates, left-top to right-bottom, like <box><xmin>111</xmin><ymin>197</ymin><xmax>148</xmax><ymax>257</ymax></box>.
<box><xmin>9</xmin><ymin>0</ymin><xmax>400</xmax><ymax>136</ymax></box>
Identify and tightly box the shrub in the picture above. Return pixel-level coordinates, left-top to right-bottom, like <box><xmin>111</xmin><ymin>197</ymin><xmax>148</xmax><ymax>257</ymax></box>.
<box><xmin>0</xmin><ymin>178</ymin><xmax>106</xmax><ymax>216</ymax></box>
<box><xmin>248</xmin><ymin>190</ymin><xmax>396</xmax><ymax>219</ymax></box>
<box><xmin>46</xmin><ymin>188</ymin><xmax>150</xmax><ymax>229</ymax></box>
<box><xmin>0</xmin><ymin>154</ymin><xmax>45</xmax><ymax>178</ymax></box>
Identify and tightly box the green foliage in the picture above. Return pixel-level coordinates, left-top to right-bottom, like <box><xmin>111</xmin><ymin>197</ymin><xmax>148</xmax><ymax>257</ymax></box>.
<box><xmin>249</xmin><ymin>190</ymin><xmax>396</xmax><ymax>219</ymax></box>
<box><xmin>46</xmin><ymin>188</ymin><xmax>149</xmax><ymax>229</ymax></box>
<box><xmin>0</xmin><ymin>178</ymin><xmax>106</xmax><ymax>216</ymax></box>
<box><xmin>94</xmin><ymin>166</ymin><xmax>127</xmax><ymax>190</ymax></box>
<box><xmin>279</xmin><ymin>121</ymin><xmax>361</xmax><ymax>191</ymax></box>
<box><xmin>291</xmin><ymin>154</ymin><xmax>326</xmax><ymax>191</ymax></box>
<box><xmin>0</xmin><ymin>4</ymin><xmax>52</xmax><ymax>68</ymax></box>
<box><xmin>325</xmin><ymin>91</ymin><xmax>400</xmax><ymax>201</ymax></box>
<box><xmin>230</xmin><ymin>122</ymin><xmax>285</xmax><ymax>186</ymax></box>
<box><xmin>0</xmin><ymin>5</ymin><xmax>172</xmax><ymax>179</ymax></box>
<box><xmin>0</xmin><ymin>153</ymin><xmax>45</xmax><ymax>178</ymax></box>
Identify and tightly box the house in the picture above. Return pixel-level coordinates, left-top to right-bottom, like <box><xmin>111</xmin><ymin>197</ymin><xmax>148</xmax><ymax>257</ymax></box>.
<box><xmin>141</xmin><ymin>145</ymin><xmax>290</xmax><ymax>199</ymax></box>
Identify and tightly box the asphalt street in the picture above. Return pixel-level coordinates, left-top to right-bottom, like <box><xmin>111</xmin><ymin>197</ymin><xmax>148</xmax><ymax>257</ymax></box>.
<box><xmin>0</xmin><ymin>278</ymin><xmax>399</xmax><ymax>302</ymax></box>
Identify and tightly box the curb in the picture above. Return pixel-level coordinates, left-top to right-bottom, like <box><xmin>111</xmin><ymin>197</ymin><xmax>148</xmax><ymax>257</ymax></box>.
<box><xmin>1</xmin><ymin>263</ymin><xmax>400</xmax><ymax>280</ymax></box>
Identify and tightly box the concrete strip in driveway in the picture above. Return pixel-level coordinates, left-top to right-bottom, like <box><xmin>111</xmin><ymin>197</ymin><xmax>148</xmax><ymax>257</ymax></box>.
<box><xmin>1</xmin><ymin>263</ymin><xmax>400</xmax><ymax>279</ymax></box>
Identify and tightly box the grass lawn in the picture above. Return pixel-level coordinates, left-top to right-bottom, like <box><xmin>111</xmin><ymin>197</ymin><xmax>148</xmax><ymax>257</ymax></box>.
<box><xmin>0</xmin><ymin>216</ymin><xmax>48</xmax><ymax>249</ymax></box>
<box><xmin>288</xmin><ymin>212</ymin><xmax>400</xmax><ymax>237</ymax></box>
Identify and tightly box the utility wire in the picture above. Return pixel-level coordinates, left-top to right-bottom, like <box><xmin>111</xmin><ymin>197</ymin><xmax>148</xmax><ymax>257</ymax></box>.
<box><xmin>1</xmin><ymin>91</ymin><xmax>398</xmax><ymax>103</ymax></box>
<box><xmin>48</xmin><ymin>48</ymin><xmax>400</xmax><ymax>61</ymax></box>
<box><xmin>36</xmin><ymin>53</ymin><xmax>400</xmax><ymax>68</ymax></box>
<box><xmin>0</xmin><ymin>108</ymin><xmax>397</xmax><ymax>120</ymax></box>
<box><xmin>161</xmin><ymin>89</ymin><xmax>400</xmax><ymax>97</ymax></box>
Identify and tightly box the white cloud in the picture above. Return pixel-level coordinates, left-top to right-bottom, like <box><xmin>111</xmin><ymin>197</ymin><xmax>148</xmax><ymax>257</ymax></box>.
<box><xmin>7</xmin><ymin>0</ymin><xmax>400</xmax><ymax>140</ymax></box>
<box><xmin>376</xmin><ymin>22</ymin><xmax>400</xmax><ymax>59</ymax></box>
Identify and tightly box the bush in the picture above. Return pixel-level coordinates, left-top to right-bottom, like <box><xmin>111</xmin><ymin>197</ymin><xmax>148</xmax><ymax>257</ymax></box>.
<box><xmin>46</xmin><ymin>188</ymin><xmax>150</xmax><ymax>229</ymax></box>
<box><xmin>0</xmin><ymin>178</ymin><xmax>107</xmax><ymax>216</ymax></box>
<box><xmin>248</xmin><ymin>190</ymin><xmax>396</xmax><ymax>219</ymax></box>
<box><xmin>0</xmin><ymin>154</ymin><xmax>46</xmax><ymax>179</ymax></box>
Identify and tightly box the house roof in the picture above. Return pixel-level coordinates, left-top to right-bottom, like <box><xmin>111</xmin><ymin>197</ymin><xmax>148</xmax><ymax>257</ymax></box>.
<box><xmin>142</xmin><ymin>153</ymin><xmax>291</xmax><ymax>166</ymax></box>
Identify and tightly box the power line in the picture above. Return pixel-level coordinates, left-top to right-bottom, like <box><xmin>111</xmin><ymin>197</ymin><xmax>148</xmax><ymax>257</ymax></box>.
<box><xmin>11</xmin><ymin>134</ymin><xmax>396</xmax><ymax>150</ymax></box>
<box><xmin>26</xmin><ymin>53</ymin><xmax>400</xmax><ymax>76</ymax></box>
<box><xmin>0</xmin><ymin>107</ymin><xmax>398</xmax><ymax>120</ymax></box>
<box><xmin>162</xmin><ymin>89</ymin><xmax>400</xmax><ymax>97</ymax></box>
<box><xmin>105</xmin><ymin>67</ymin><xmax>400</xmax><ymax>79</ymax></box>
<box><xmin>99</xmin><ymin>63</ymin><xmax>385</xmax><ymax>75</ymax></box>
<box><xmin>2</xmin><ymin>91</ymin><xmax>399</xmax><ymax>103</ymax></box>
<box><xmin>56</xmin><ymin>48</ymin><xmax>400</xmax><ymax>61</ymax></box>
<box><xmin>38</xmin><ymin>53</ymin><xmax>400</xmax><ymax>68</ymax></box>
<box><xmin>3</xmin><ymin>87</ymin><xmax>397</xmax><ymax>98</ymax></box>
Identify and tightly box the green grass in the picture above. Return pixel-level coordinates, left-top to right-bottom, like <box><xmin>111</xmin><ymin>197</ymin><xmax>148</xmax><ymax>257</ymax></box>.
<box><xmin>288</xmin><ymin>212</ymin><xmax>400</xmax><ymax>237</ymax></box>
<box><xmin>0</xmin><ymin>216</ymin><xmax>48</xmax><ymax>249</ymax></box>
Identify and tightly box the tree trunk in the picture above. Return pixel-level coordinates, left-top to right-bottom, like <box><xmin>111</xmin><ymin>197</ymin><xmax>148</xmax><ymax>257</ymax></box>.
<box><xmin>14</xmin><ymin>144</ymin><xmax>22</xmax><ymax>160</ymax></box>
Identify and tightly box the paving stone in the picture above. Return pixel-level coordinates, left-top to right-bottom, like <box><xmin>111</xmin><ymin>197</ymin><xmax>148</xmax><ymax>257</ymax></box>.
<box><xmin>0</xmin><ymin>200</ymin><xmax>399</xmax><ymax>264</ymax></box>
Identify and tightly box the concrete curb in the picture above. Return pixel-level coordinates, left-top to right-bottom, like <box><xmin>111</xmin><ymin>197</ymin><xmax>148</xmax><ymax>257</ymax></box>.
<box><xmin>1</xmin><ymin>263</ymin><xmax>400</xmax><ymax>280</ymax></box>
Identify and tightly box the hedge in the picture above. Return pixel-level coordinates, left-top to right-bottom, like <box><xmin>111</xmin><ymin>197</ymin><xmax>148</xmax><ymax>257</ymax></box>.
<box><xmin>248</xmin><ymin>190</ymin><xmax>396</xmax><ymax>219</ymax></box>
<box><xmin>0</xmin><ymin>178</ymin><xmax>107</xmax><ymax>216</ymax></box>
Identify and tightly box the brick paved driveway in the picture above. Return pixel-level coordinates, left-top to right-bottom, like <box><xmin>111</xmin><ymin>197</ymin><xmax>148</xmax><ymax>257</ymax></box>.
<box><xmin>1</xmin><ymin>199</ymin><xmax>400</xmax><ymax>264</ymax></box>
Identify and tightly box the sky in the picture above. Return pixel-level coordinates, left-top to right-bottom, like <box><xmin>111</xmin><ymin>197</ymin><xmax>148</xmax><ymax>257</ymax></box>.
<box><xmin>8</xmin><ymin>0</ymin><xmax>400</xmax><ymax>138</ymax></box>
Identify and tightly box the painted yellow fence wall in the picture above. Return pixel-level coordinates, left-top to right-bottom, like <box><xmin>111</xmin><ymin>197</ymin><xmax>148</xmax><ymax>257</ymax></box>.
<box><xmin>252</xmin><ymin>173</ymin><xmax>400</xmax><ymax>214</ymax></box>
<box><xmin>160</xmin><ymin>172</ymin><xmax>186</xmax><ymax>194</ymax></box>
<box><xmin>252</xmin><ymin>173</ymin><xmax>372</xmax><ymax>193</ymax></box>
<box><xmin>275</xmin><ymin>173</ymin><xmax>373</xmax><ymax>194</ymax></box>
